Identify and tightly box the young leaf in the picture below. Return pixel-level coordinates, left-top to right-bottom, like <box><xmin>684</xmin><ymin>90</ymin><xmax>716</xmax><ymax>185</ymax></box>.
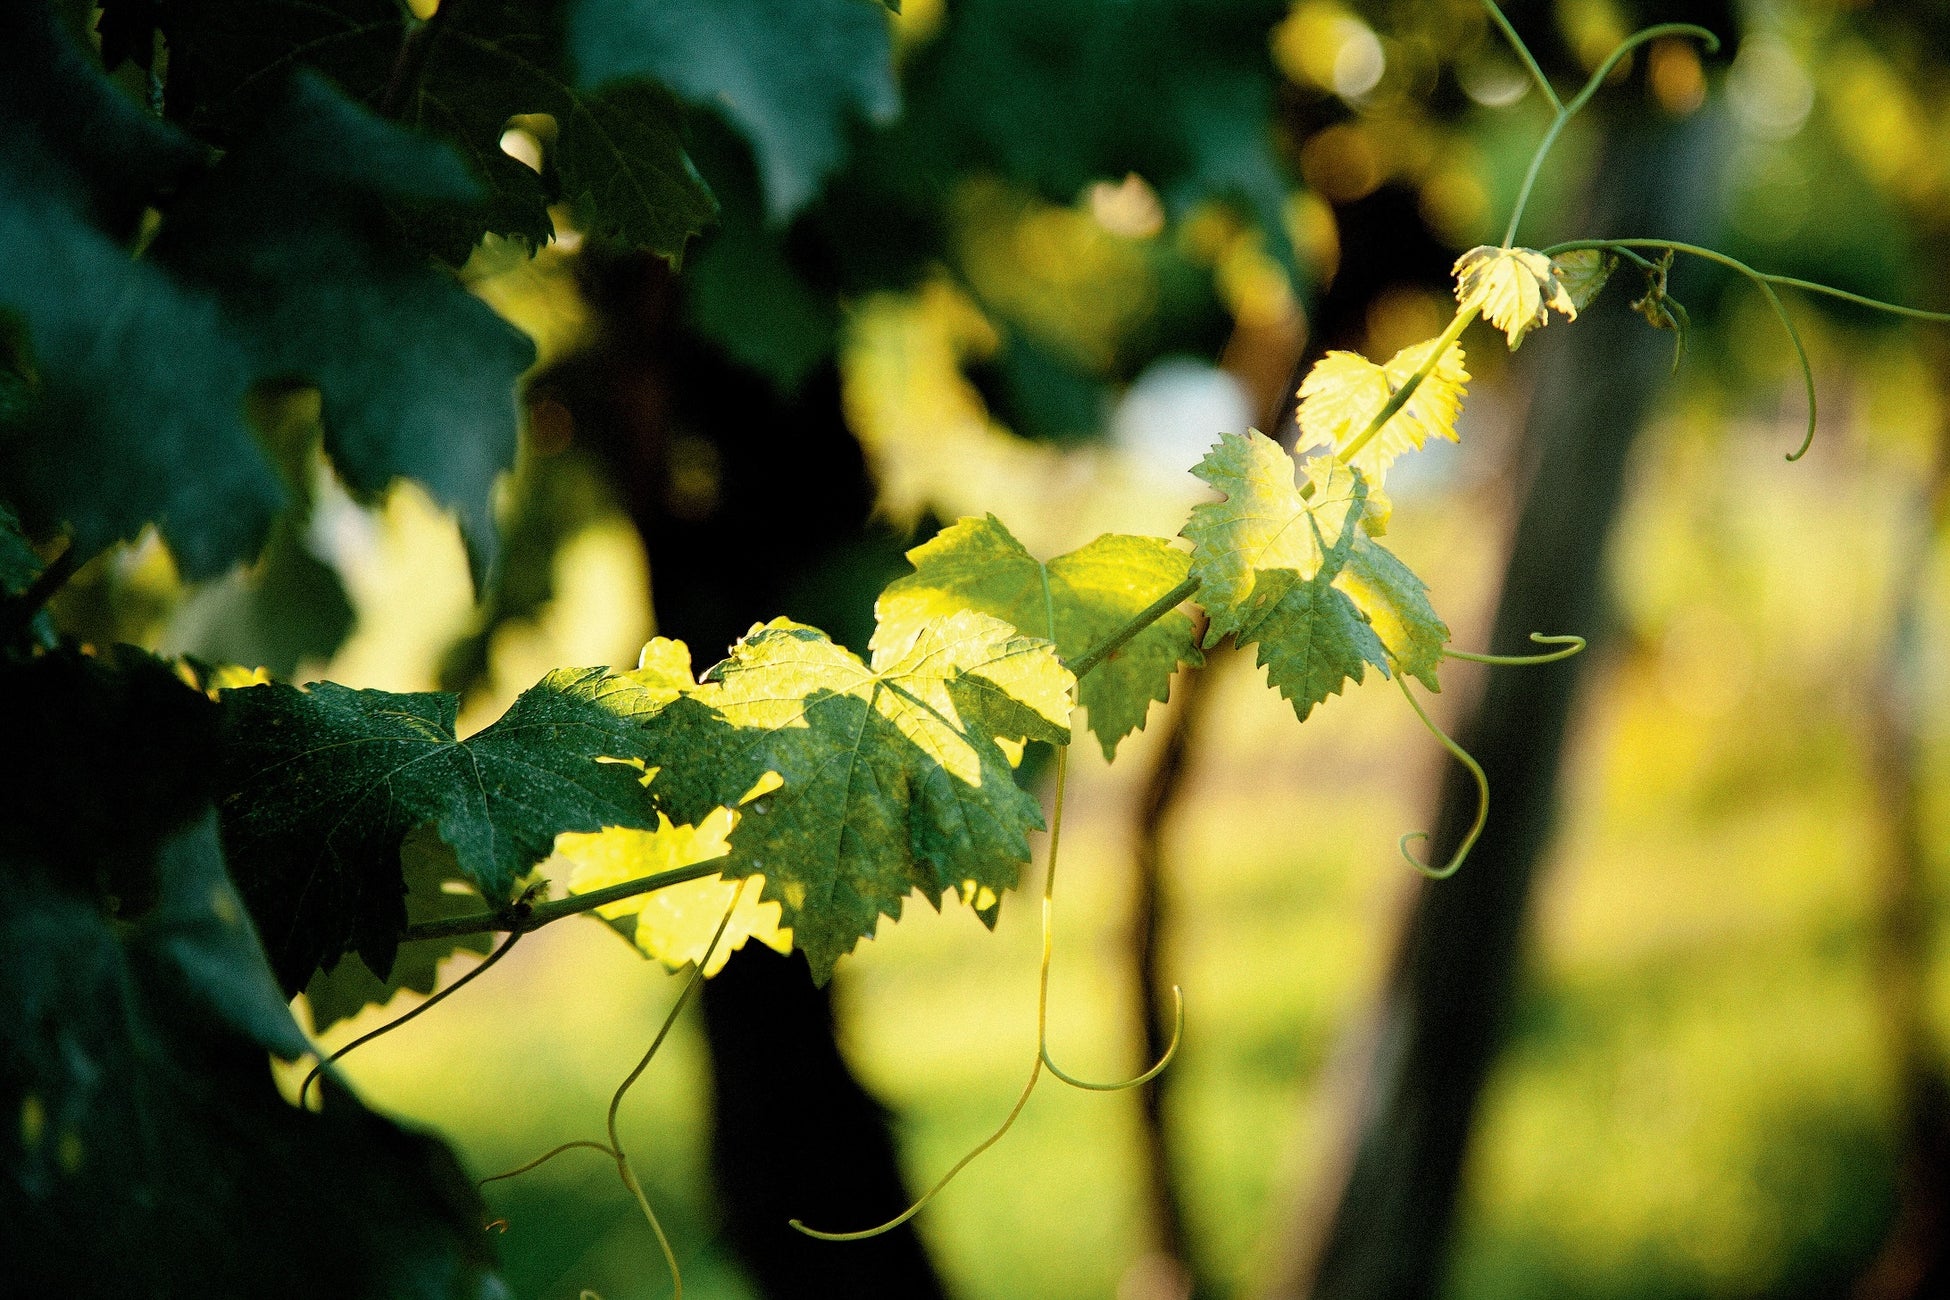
<box><xmin>217</xmin><ymin>668</ymin><xmax>668</xmax><ymax>990</ymax></box>
<box><xmin>1294</xmin><ymin>336</ymin><xmax>1470</xmax><ymax>493</ymax></box>
<box><xmin>1552</xmin><ymin>248</ymin><xmax>1617</xmax><ymax>314</ymax></box>
<box><xmin>570</xmin><ymin>0</ymin><xmax>900</xmax><ymax>222</ymax></box>
<box><xmin>642</xmin><ymin>612</ymin><xmax>1074</xmax><ymax>980</ymax></box>
<box><xmin>873</xmin><ymin>516</ymin><xmax>1203</xmax><ymax>758</ymax></box>
<box><xmin>1452</xmin><ymin>244</ymin><xmax>1577</xmax><ymax>349</ymax></box>
<box><xmin>554</xmin><ymin>807</ymin><xmax>792</xmax><ymax>974</ymax></box>
<box><xmin>151</xmin><ymin>74</ymin><xmax>535</xmax><ymax>586</ymax></box>
<box><xmin>1182</xmin><ymin>430</ymin><xmax>1363</xmax><ymax>649</ymax></box>
<box><xmin>1183</xmin><ymin>432</ymin><xmax>1446</xmax><ymax>719</ymax></box>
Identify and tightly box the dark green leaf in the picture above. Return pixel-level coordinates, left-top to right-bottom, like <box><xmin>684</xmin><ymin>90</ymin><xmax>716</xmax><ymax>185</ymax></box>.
<box><xmin>152</xmin><ymin>75</ymin><xmax>535</xmax><ymax>586</ymax></box>
<box><xmin>163</xmin><ymin>0</ymin><xmax>715</xmax><ymax>261</ymax></box>
<box><xmin>0</xmin><ymin>13</ymin><xmax>283</xmax><ymax>579</ymax></box>
<box><xmin>570</xmin><ymin>0</ymin><xmax>899</xmax><ymax>222</ymax></box>
<box><xmin>2</xmin><ymin>820</ymin><xmax>499</xmax><ymax>1299</ymax></box>
<box><xmin>302</xmin><ymin>829</ymin><xmax>494</xmax><ymax>1035</ymax></box>
<box><xmin>218</xmin><ymin>668</ymin><xmax>666</xmax><ymax>989</ymax></box>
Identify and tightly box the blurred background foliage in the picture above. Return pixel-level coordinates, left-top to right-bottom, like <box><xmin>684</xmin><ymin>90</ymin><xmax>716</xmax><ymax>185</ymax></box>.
<box><xmin>51</xmin><ymin>0</ymin><xmax>1950</xmax><ymax>1295</ymax></box>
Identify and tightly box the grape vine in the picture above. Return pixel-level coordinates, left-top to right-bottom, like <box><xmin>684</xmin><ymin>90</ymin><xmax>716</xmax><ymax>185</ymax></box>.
<box><xmin>6</xmin><ymin>0</ymin><xmax>1949</xmax><ymax>1296</ymax></box>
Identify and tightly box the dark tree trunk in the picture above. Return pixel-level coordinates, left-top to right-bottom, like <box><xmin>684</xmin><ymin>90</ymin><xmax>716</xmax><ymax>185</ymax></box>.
<box><xmin>1854</xmin><ymin>426</ymin><xmax>1950</xmax><ymax>1300</ymax></box>
<box><xmin>1268</xmin><ymin>105</ymin><xmax>1722</xmax><ymax>1300</ymax></box>
<box><xmin>1126</xmin><ymin>180</ymin><xmax>1466</xmax><ymax>1298</ymax></box>
<box><xmin>544</xmin><ymin>253</ymin><xmax>946</xmax><ymax>1298</ymax></box>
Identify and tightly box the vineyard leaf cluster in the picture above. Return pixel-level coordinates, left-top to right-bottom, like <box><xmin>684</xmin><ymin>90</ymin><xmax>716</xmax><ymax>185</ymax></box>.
<box><xmin>217</xmin><ymin>668</ymin><xmax>674</xmax><ymax>991</ymax></box>
<box><xmin>874</xmin><ymin>516</ymin><xmax>1202</xmax><ymax>758</ymax></box>
<box><xmin>631</xmin><ymin>614</ymin><xmax>1075</xmax><ymax>979</ymax></box>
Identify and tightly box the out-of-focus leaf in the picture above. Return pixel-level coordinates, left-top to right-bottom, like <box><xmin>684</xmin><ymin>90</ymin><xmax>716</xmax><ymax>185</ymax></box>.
<box><xmin>152</xmin><ymin>75</ymin><xmax>534</xmax><ymax>586</ymax></box>
<box><xmin>640</xmin><ymin>613</ymin><xmax>1073</xmax><ymax>980</ymax></box>
<box><xmin>0</xmin><ymin>10</ymin><xmax>282</xmax><ymax>579</ymax></box>
<box><xmin>217</xmin><ymin>667</ymin><xmax>666</xmax><ymax>990</ymax></box>
<box><xmin>891</xmin><ymin>0</ymin><xmax>1295</xmax><ymax>266</ymax></box>
<box><xmin>874</xmin><ymin>514</ymin><xmax>1201</xmax><ymax>758</ymax></box>
<box><xmin>162</xmin><ymin>0</ymin><xmax>715</xmax><ymax>262</ymax></box>
<box><xmin>2</xmin><ymin>820</ymin><xmax>499</xmax><ymax>1298</ymax></box>
<box><xmin>162</xmin><ymin>524</ymin><xmax>355</xmax><ymax>680</ymax></box>
<box><xmin>571</xmin><ymin>0</ymin><xmax>898</xmax><ymax>222</ymax></box>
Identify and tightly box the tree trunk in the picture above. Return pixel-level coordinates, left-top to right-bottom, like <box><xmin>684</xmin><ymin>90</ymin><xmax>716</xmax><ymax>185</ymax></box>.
<box><xmin>1267</xmin><ymin>104</ymin><xmax>1720</xmax><ymax>1300</ymax></box>
<box><xmin>549</xmin><ymin>252</ymin><xmax>946</xmax><ymax>1298</ymax></box>
<box><xmin>1854</xmin><ymin>421</ymin><xmax>1950</xmax><ymax>1300</ymax></box>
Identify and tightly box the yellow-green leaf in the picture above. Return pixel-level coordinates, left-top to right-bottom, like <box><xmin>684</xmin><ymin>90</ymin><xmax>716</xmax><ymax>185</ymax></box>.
<box><xmin>1184</xmin><ymin>432</ymin><xmax>1445</xmax><ymax>719</ymax></box>
<box><xmin>874</xmin><ymin>516</ymin><xmax>1202</xmax><ymax>759</ymax></box>
<box><xmin>1294</xmin><ymin>336</ymin><xmax>1469</xmax><ymax>491</ymax></box>
<box><xmin>554</xmin><ymin>808</ymin><xmax>791</xmax><ymax>975</ymax></box>
<box><xmin>1181</xmin><ymin>430</ymin><xmax>1363</xmax><ymax>649</ymax></box>
<box><xmin>1453</xmin><ymin>244</ymin><xmax>1576</xmax><ymax>349</ymax></box>
<box><xmin>640</xmin><ymin>611</ymin><xmax>1075</xmax><ymax>980</ymax></box>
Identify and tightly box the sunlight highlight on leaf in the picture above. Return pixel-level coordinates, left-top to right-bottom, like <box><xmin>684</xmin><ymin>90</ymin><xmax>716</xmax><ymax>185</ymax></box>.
<box><xmin>1453</xmin><ymin>244</ymin><xmax>1576</xmax><ymax>349</ymax></box>
<box><xmin>1295</xmin><ymin>336</ymin><xmax>1469</xmax><ymax>491</ymax></box>
<box><xmin>555</xmin><ymin>808</ymin><xmax>791</xmax><ymax>975</ymax></box>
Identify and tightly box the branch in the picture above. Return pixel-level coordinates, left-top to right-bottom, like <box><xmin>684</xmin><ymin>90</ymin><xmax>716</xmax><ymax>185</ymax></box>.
<box><xmin>402</xmin><ymin>859</ymin><xmax>724</xmax><ymax>941</ymax></box>
<box><xmin>1065</xmin><ymin>575</ymin><xmax>1201</xmax><ymax>682</ymax></box>
<box><xmin>2</xmin><ymin>541</ymin><xmax>79</xmax><ymax>644</ymax></box>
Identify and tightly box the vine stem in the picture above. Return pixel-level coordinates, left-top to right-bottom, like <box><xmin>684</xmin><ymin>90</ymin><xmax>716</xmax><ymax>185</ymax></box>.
<box><xmin>1393</xmin><ymin>674</ymin><xmax>1488</xmax><ymax>880</ymax></box>
<box><xmin>1038</xmin><ymin>745</ymin><xmax>1183</xmax><ymax>1091</ymax></box>
<box><xmin>1332</xmin><ymin>304</ymin><xmax>1478</xmax><ymax>471</ymax></box>
<box><xmin>299</xmin><ymin>923</ymin><xmax>525</xmax><ymax>1107</ymax></box>
<box><xmin>2</xmin><ymin>541</ymin><xmax>79</xmax><ymax>642</ymax></box>
<box><xmin>1538</xmin><ymin>236</ymin><xmax>1941</xmax><ymax>460</ymax></box>
<box><xmin>1488</xmin><ymin>7</ymin><xmax>1719</xmax><ymax>249</ymax></box>
<box><xmin>1067</xmin><ymin>576</ymin><xmax>1201</xmax><ymax>681</ymax></box>
<box><xmin>477</xmin><ymin>889</ymin><xmax>744</xmax><ymax>1300</ymax></box>
<box><xmin>792</xmin><ymin>737</ymin><xmax>1182</xmax><ymax>1240</ymax></box>
<box><xmin>402</xmin><ymin>860</ymin><xmax>722</xmax><ymax>942</ymax></box>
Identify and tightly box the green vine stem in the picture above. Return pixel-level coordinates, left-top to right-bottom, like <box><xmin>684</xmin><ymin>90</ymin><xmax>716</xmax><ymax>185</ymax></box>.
<box><xmin>792</xmin><ymin>737</ymin><xmax>1179</xmax><ymax>1239</ymax></box>
<box><xmin>791</xmin><ymin>1028</ymin><xmax>1045</xmax><ymax>1240</ymax></box>
<box><xmin>299</xmin><ymin>921</ymin><xmax>527</xmax><ymax>1108</ymax></box>
<box><xmin>1334</xmin><ymin>303</ymin><xmax>1479</xmax><ymax>470</ymax></box>
<box><xmin>1487</xmin><ymin>4</ymin><xmax>1720</xmax><ymax>249</ymax></box>
<box><xmin>1481</xmin><ymin>0</ymin><xmax>1560</xmax><ymax>114</ymax></box>
<box><xmin>1545</xmin><ymin>238</ymin><xmax>1950</xmax><ymax>459</ymax></box>
<box><xmin>478</xmin><ymin>887</ymin><xmax>745</xmax><ymax>1300</ymax></box>
<box><xmin>1394</xmin><ymin>673</ymin><xmax>1489</xmax><ymax>880</ymax></box>
<box><xmin>1443</xmin><ymin>632</ymin><xmax>1587</xmax><ymax>665</ymax></box>
<box><xmin>402</xmin><ymin>861</ymin><xmax>722</xmax><ymax>942</ymax></box>
<box><xmin>1067</xmin><ymin>575</ymin><xmax>1201</xmax><ymax>681</ymax></box>
<box><xmin>1039</xmin><ymin>745</ymin><xmax>1183</xmax><ymax>1092</ymax></box>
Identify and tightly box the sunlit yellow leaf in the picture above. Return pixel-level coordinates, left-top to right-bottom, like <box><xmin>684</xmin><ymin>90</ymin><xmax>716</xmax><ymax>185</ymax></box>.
<box><xmin>1294</xmin><ymin>336</ymin><xmax>1469</xmax><ymax>490</ymax></box>
<box><xmin>1453</xmin><ymin>244</ymin><xmax>1576</xmax><ymax>349</ymax></box>
<box><xmin>555</xmin><ymin>808</ymin><xmax>791</xmax><ymax>975</ymax></box>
